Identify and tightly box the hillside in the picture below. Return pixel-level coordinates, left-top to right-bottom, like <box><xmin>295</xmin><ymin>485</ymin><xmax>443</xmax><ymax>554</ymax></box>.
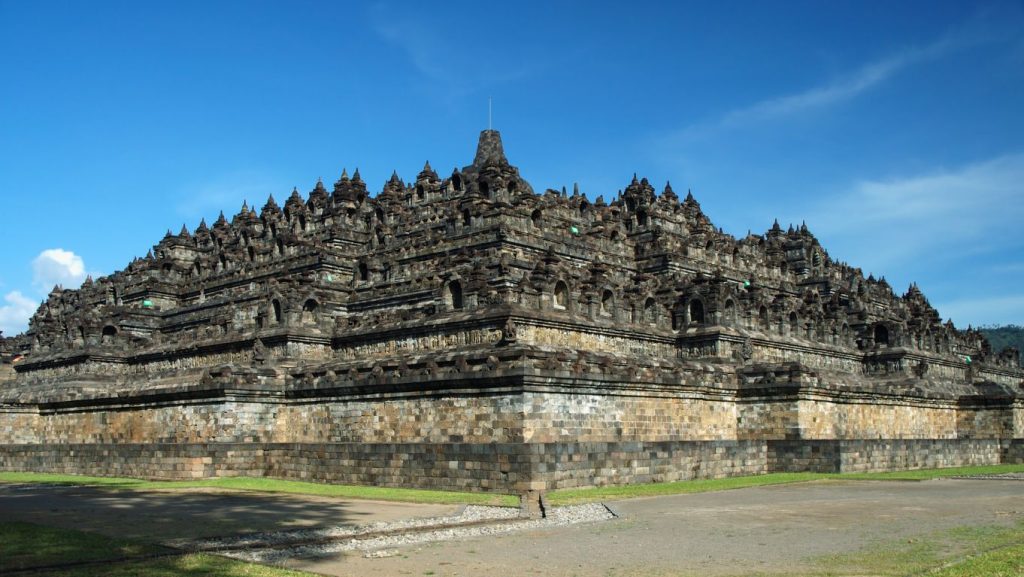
<box><xmin>979</xmin><ymin>325</ymin><xmax>1024</xmax><ymax>367</ymax></box>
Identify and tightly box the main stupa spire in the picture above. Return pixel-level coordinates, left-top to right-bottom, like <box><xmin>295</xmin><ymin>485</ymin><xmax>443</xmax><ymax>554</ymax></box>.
<box><xmin>472</xmin><ymin>129</ymin><xmax>508</xmax><ymax>168</ymax></box>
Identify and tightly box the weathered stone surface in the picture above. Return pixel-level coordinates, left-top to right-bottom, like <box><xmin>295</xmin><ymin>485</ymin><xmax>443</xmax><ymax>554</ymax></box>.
<box><xmin>0</xmin><ymin>130</ymin><xmax>1022</xmax><ymax>493</ymax></box>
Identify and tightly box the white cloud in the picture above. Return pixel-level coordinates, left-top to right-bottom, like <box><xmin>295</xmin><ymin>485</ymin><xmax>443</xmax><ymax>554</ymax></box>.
<box><xmin>810</xmin><ymin>153</ymin><xmax>1024</xmax><ymax>271</ymax></box>
<box><xmin>0</xmin><ymin>291</ymin><xmax>38</xmax><ymax>337</ymax></box>
<box><xmin>715</xmin><ymin>44</ymin><xmax>945</xmax><ymax>130</ymax></box>
<box><xmin>32</xmin><ymin>248</ymin><xmax>87</xmax><ymax>293</ymax></box>
<box><xmin>666</xmin><ymin>10</ymin><xmax>1018</xmax><ymax>143</ymax></box>
<box><xmin>666</xmin><ymin>44</ymin><xmax>945</xmax><ymax>144</ymax></box>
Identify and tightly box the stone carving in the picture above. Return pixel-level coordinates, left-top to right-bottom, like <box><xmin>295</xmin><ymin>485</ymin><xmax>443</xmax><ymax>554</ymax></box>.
<box><xmin>741</xmin><ymin>338</ymin><xmax>754</xmax><ymax>361</ymax></box>
<box><xmin>913</xmin><ymin>360</ymin><xmax>929</xmax><ymax>378</ymax></box>
<box><xmin>251</xmin><ymin>338</ymin><xmax>268</xmax><ymax>366</ymax></box>
<box><xmin>501</xmin><ymin>319</ymin><xmax>518</xmax><ymax>344</ymax></box>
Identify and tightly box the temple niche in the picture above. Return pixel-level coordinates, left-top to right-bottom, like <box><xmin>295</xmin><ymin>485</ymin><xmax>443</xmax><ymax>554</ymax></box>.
<box><xmin>0</xmin><ymin>130</ymin><xmax>1021</xmax><ymax>497</ymax></box>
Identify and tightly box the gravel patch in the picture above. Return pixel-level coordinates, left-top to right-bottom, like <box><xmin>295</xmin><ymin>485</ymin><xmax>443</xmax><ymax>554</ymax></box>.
<box><xmin>952</xmin><ymin>472</ymin><xmax>1024</xmax><ymax>481</ymax></box>
<box><xmin>165</xmin><ymin>505</ymin><xmax>519</xmax><ymax>551</ymax></box>
<box><xmin>205</xmin><ymin>504</ymin><xmax>614</xmax><ymax>564</ymax></box>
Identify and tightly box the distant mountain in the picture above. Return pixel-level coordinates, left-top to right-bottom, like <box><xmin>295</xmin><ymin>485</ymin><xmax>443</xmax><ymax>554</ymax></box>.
<box><xmin>979</xmin><ymin>325</ymin><xmax>1024</xmax><ymax>367</ymax></box>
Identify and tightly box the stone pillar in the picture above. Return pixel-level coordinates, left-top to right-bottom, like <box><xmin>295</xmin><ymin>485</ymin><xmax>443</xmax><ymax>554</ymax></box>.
<box><xmin>519</xmin><ymin>491</ymin><xmax>546</xmax><ymax>519</ymax></box>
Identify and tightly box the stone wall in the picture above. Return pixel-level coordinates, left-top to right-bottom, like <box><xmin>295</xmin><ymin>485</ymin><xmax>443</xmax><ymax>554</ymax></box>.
<box><xmin>955</xmin><ymin>403</ymin><xmax>1016</xmax><ymax>439</ymax></box>
<box><xmin>796</xmin><ymin>398</ymin><xmax>959</xmax><ymax>440</ymax></box>
<box><xmin>1004</xmin><ymin>439</ymin><xmax>1024</xmax><ymax>463</ymax></box>
<box><xmin>520</xmin><ymin>391</ymin><xmax>737</xmax><ymax>443</ymax></box>
<box><xmin>272</xmin><ymin>395</ymin><xmax>525</xmax><ymax>444</ymax></box>
<box><xmin>736</xmin><ymin>398</ymin><xmax>800</xmax><ymax>440</ymax></box>
<box><xmin>0</xmin><ymin>394</ymin><xmax>526</xmax><ymax>446</ymax></box>
<box><xmin>519</xmin><ymin>324</ymin><xmax>675</xmax><ymax>358</ymax></box>
<box><xmin>0</xmin><ymin>442</ymin><xmax>530</xmax><ymax>492</ymax></box>
<box><xmin>1017</xmin><ymin>404</ymin><xmax>1024</xmax><ymax>437</ymax></box>
<box><xmin>529</xmin><ymin>440</ymin><xmax>768</xmax><ymax>490</ymax></box>
<box><xmin>0</xmin><ymin>408</ymin><xmax>39</xmax><ymax>444</ymax></box>
<box><xmin>767</xmin><ymin>439</ymin><xmax>1007</xmax><ymax>473</ymax></box>
<box><xmin>2</xmin><ymin>436</ymin><xmax>1013</xmax><ymax>491</ymax></box>
<box><xmin>5</xmin><ymin>402</ymin><xmax>278</xmax><ymax>445</ymax></box>
<box><xmin>1</xmin><ymin>369</ymin><xmax>1021</xmax><ymax>492</ymax></box>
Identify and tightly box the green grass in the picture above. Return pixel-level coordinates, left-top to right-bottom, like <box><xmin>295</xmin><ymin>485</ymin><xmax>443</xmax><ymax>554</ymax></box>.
<box><xmin>545</xmin><ymin>464</ymin><xmax>1024</xmax><ymax>505</ymax></box>
<box><xmin>0</xmin><ymin>521</ymin><xmax>164</xmax><ymax>572</ymax></box>
<box><xmin>0</xmin><ymin>472</ymin><xmax>518</xmax><ymax>506</ymax></box>
<box><xmin>546</xmin><ymin>472</ymin><xmax>827</xmax><ymax>505</ymax></box>
<box><xmin>25</xmin><ymin>553</ymin><xmax>320</xmax><ymax>577</ymax></box>
<box><xmin>833</xmin><ymin>463</ymin><xmax>1024</xmax><ymax>481</ymax></box>
<box><xmin>931</xmin><ymin>542</ymin><xmax>1024</xmax><ymax>577</ymax></box>
<box><xmin>3</xmin><ymin>463</ymin><xmax>1022</xmax><ymax>509</ymax></box>
<box><xmin>814</xmin><ymin>520</ymin><xmax>1024</xmax><ymax>577</ymax></box>
<box><xmin>0</xmin><ymin>521</ymin><xmax>330</xmax><ymax>576</ymax></box>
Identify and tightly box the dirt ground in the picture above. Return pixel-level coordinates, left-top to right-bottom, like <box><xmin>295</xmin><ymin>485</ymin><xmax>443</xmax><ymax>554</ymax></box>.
<box><xmin>2</xmin><ymin>478</ymin><xmax>1021</xmax><ymax>576</ymax></box>
<box><xmin>291</xmin><ymin>479</ymin><xmax>1023</xmax><ymax>577</ymax></box>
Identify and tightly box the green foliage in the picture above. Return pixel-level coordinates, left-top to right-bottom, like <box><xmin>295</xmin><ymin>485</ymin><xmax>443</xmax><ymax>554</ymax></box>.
<box><xmin>979</xmin><ymin>324</ymin><xmax>1024</xmax><ymax>366</ymax></box>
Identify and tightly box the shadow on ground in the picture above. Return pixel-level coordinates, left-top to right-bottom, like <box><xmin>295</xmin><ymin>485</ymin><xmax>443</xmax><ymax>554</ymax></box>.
<box><xmin>0</xmin><ymin>484</ymin><xmax>457</xmax><ymax>543</ymax></box>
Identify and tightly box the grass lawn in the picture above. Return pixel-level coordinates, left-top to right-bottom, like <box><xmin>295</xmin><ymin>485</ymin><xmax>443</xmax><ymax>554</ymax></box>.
<box><xmin>19</xmin><ymin>553</ymin><xmax>320</xmax><ymax>577</ymax></box>
<box><xmin>545</xmin><ymin>463</ymin><xmax>1024</xmax><ymax>505</ymax></box>
<box><xmin>2</xmin><ymin>463</ymin><xmax>1021</xmax><ymax>509</ymax></box>
<box><xmin>0</xmin><ymin>472</ymin><xmax>518</xmax><ymax>506</ymax></box>
<box><xmin>0</xmin><ymin>521</ymin><xmax>319</xmax><ymax>576</ymax></box>
<box><xmin>3</xmin><ymin>518</ymin><xmax>1022</xmax><ymax>577</ymax></box>
<box><xmin>930</xmin><ymin>542</ymin><xmax>1024</xmax><ymax>577</ymax></box>
<box><xmin>0</xmin><ymin>521</ymin><xmax>165</xmax><ymax>572</ymax></box>
<box><xmin>3</xmin><ymin>468</ymin><xmax>1023</xmax><ymax>577</ymax></box>
<box><xmin>812</xmin><ymin>520</ymin><xmax>1024</xmax><ymax>577</ymax></box>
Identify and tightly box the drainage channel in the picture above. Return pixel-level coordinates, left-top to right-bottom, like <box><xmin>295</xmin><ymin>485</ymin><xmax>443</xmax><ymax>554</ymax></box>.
<box><xmin>179</xmin><ymin>514</ymin><xmax>526</xmax><ymax>554</ymax></box>
<box><xmin>208</xmin><ymin>503</ymin><xmax>616</xmax><ymax>563</ymax></box>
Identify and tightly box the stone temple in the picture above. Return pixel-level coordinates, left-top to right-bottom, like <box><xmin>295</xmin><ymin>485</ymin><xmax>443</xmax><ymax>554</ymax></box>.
<box><xmin>1</xmin><ymin>130</ymin><xmax>1022</xmax><ymax>499</ymax></box>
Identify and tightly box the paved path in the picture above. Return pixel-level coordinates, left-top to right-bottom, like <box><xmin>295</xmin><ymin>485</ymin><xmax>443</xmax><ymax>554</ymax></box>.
<box><xmin>0</xmin><ymin>484</ymin><xmax>459</xmax><ymax>541</ymax></box>
<box><xmin>285</xmin><ymin>479</ymin><xmax>1023</xmax><ymax>577</ymax></box>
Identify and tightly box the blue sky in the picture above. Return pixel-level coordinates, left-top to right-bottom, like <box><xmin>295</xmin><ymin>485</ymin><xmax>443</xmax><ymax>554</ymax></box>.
<box><xmin>1</xmin><ymin>0</ymin><xmax>1023</xmax><ymax>335</ymax></box>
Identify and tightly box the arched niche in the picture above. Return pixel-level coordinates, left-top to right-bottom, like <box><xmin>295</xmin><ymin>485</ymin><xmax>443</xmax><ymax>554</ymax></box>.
<box><xmin>689</xmin><ymin>299</ymin><xmax>705</xmax><ymax>325</ymax></box>
<box><xmin>553</xmin><ymin>281</ymin><xmax>569</xmax><ymax>311</ymax></box>
<box><xmin>874</xmin><ymin>324</ymin><xmax>890</xmax><ymax>347</ymax></box>
<box><xmin>601</xmin><ymin>290</ymin><xmax>614</xmax><ymax>316</ymax></box>
<box><xmin>272</xmin><ymin>299</ymin><xmax>283</xmax><ymax>324</ymax></box>
<box><xmin>644</xmin><ymin>297</ymin><xmax>657</xmax><ymax>325</ymax></box>
<box><xmin>302</xmin><ymin>299</ymin><xmax>319</xmax><ymax>325</ymax></box>
<box><xmin>445</xmin><ymin>280</ymin><xmax>464</xmax><ymax>310</ymax></box>
<box><xmin>101</xmin><ymin>325</ymin><xmax>117</xmax><ymax>345</ymax></box>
